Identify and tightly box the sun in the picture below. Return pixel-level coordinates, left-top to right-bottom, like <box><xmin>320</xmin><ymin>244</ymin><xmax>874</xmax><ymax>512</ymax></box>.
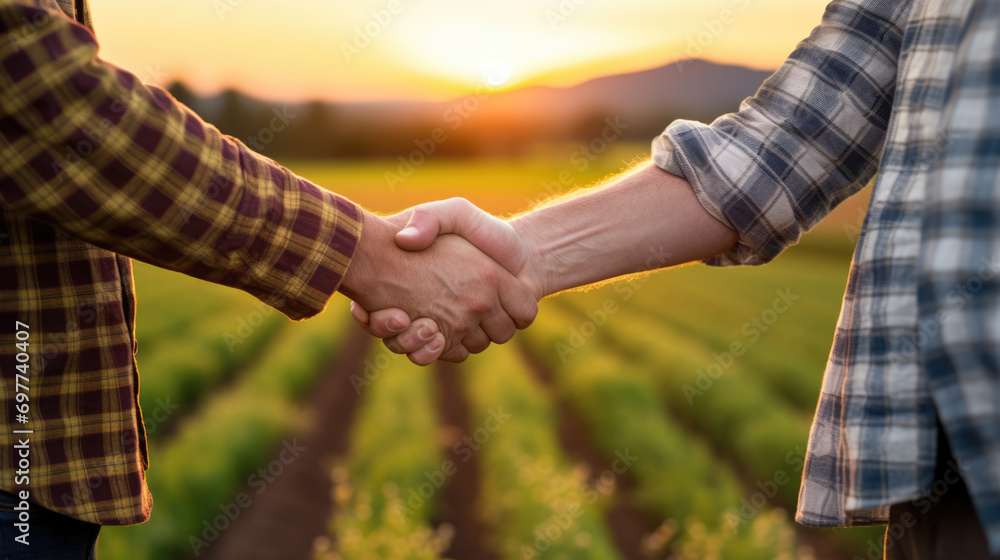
<box><xmin>389</xmin><ymin>18</ymin><xmax>565</xmax><ymax>90</ymax></box>
<box><xmin>480</xmin><ymin>59</ymin><xmax>513</xmax><ymax>86</ymax></box>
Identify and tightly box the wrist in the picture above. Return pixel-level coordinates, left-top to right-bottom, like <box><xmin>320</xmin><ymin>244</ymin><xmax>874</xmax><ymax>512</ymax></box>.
<box><xmin>340</xmin><ymin>210</ymin><xmax>395</xmax><ymax>303</ymax></box>
<box><xmin>510</xmin><ymin>217</ymin><xmax>551</xmax><ymax>300</ymax></box>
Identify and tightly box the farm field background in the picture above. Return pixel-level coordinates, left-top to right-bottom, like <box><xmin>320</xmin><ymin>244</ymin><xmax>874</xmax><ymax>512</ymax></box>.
<box><xmin>96</xmin><ymin>146</ymin><xmax>883</xmax><ymax>560</ymax></box>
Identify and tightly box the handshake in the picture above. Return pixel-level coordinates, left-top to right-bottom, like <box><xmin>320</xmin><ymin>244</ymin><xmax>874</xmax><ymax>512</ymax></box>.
<box><xmin>339</xmin><ymin>198</ymin><xmax>549</xmax><ymax>366</ymax></box>
<box><xmin>337</xmin><ymin>164</ymin><xmax>738</xmax><ymax>365</ymax></box>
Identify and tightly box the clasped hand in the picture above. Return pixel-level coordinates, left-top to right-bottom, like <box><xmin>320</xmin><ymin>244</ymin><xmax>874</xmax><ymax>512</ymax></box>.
<box><xmin>340</xmin><ymin>199</ymin><xmax>546</xmax><ymax>365</ymax></box>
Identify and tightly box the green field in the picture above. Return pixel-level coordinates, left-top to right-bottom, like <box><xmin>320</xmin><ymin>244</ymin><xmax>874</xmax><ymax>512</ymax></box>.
<box><xmin>97</xmin><ymin>149</ymin><xmax>883</xmax><ymax>559</ymax></box>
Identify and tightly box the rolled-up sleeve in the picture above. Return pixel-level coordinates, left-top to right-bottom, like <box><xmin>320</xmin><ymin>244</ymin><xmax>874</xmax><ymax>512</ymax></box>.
<box><xmin>0</xmin><ymin>0</ymin><xmax>362</xmax><ymax>319</ymax></box>
<box><xmin>653</xmin><ymin>0</ymin><xmax>911</xmax><ymax>266</ymax></box>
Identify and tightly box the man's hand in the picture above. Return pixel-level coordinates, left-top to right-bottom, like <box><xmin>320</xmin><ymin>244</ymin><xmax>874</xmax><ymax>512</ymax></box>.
<box><xmin>395</xmin><ymin>199</ymin><xmax>539</xmax><ymax>291</ymax></box>
<box><xmin>353</xmin><ymin>164</ymin><xmax>739</xmax><ymax>365</ymax></box>
<box><xmin>339</xmin><ymin>210</ymin><xmax>538</xmax><ymax>363</ymax></box>
<box><xmin>351</xmin><ymin>199</ymin><xmax>547</xmax><ymax>365</ymax></box>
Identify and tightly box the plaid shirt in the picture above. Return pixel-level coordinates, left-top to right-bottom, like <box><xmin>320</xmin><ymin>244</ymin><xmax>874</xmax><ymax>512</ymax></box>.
<box><xmin>655</xmin><ymin>0</ymin><xmax>1000</xmax><ymax>552</ymax></box>
<box><xmin>0</xmin><ymin>0</ymin><xmax>362</xmax><ymax>525</ymax></box>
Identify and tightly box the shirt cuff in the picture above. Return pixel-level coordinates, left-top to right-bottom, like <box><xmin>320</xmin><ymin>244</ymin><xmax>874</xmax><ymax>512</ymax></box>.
<box><xmin>651</xmin><ymin>120</ymin><xmax>793</xmax><ymax>267</ymax></box>
<box><xmin>245</xmin><ymin>170</ymin><xmax>364</xmax><ymax>321</ymax></box>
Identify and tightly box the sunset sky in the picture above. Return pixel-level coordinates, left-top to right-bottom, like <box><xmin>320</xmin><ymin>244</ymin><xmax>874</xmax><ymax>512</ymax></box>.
<box><xmin>88</xmin><ymin>0</ymin><xmax>831</xmax><ymax>102</ymax></box>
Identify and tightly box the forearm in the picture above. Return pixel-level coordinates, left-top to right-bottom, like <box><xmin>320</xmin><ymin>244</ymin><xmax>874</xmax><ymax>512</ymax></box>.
<box><xmin>512</xmin><ymin>163</ymin><xmax>737</xmax><ymax>298</ymax></box>
<box><xmin>0</xmin><ymin>1</ymin><xmax>362</xmax><ymax>319</ymax></box>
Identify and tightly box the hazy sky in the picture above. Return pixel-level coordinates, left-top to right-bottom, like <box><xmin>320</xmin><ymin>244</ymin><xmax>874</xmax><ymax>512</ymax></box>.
<box><xmin>88</xmin><ymin>0</ymin><xmax>831</xmax><ymax>102</ymax></box>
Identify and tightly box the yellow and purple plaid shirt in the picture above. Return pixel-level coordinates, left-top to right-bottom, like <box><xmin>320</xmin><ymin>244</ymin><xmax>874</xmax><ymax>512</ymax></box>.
<box><xmin>0</xmin><ymin>0</ymin><xmax>362</xmax><ymax>525</ymax></box>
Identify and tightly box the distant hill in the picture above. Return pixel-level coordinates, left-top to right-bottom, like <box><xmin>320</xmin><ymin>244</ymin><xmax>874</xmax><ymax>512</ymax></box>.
<box><xmin>495</xmin><ymin>59</ymin><xmax>771</xmax><ymax>122</ymax></box>
<box><xmin>171</xmin><ymin>60</ymin><xmax>774</xmax><ymax>159</ymax></box>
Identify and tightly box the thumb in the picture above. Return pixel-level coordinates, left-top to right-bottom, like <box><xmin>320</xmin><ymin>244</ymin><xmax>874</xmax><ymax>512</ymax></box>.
<box><xmin>350</xmin><ymin>301</ymin><xmax>371</xmax><ymax>325</ymax></box>
<box><xmin>395</xmin><ymin>205</ymin><xmax>444</xmax><ymax>251</ymax></box>
<box><xmin>395</xmin><ymin>198</ymin><xmax>526</xmax><ymax>274</ymax></box>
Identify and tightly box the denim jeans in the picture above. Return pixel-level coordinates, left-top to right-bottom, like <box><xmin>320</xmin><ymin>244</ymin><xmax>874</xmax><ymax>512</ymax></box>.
<box><xmin>0</xmin><ymin>490</ymin><xmax>99</xmax><ymax>560</ymax></box>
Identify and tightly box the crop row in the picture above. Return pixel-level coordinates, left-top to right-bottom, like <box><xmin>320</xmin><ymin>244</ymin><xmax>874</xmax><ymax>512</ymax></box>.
<box><xmin>137</xmin><ymin>311</ymin><xmax>286</xmax><ymax>439</ymax></box>
<box><xmin>587</xmin><ymin>257</ymin><xmax>847</xmax><ymax>413</ymax></box>
<box><xmin>132</xmin><ymin>265</ymin><xmax>289</xmax><ymax>439</ymax></box>
<box><xmin>557</xmin><ymin>294</ymin><xmax>813</xmax><ymax>507</ymax></box>
<box><xmin>131</xmin><ymin>263</ymin><xmax>257</xmax><ymax>352</ymax></box>
<box><xmin>554</xmin><ymin>288</ymin><xmax>882</xmax><ymax>550</ymax></box>
<box><xmin>462</xmin><ymin>345</ymin><xmax>622</xmax><ymax>560</ymax></box>
<box><xmin>99</xmin><ymin>309</ymin><xmax>354</xmax><ymax>560</ymax></box>
<box><xmin>522</xmin><ymin>305</ymin><xmax>807</xmax><ymax>559</ymax></box>
<box><xmin>316</xmin><ymin>349</ymin><xmax>446</xmax><ymax>560</ymax></box>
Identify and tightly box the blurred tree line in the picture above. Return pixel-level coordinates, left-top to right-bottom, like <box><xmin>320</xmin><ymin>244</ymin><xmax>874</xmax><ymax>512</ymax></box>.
<box><xmin>166</xmin><ymin>82</ymin><xmax>690</xmax><ymax>161</ymax></box>
<box><xmin>165</xmin><ymin>61</ymin><xmax>768</xmax><ymax>160</ymax></box>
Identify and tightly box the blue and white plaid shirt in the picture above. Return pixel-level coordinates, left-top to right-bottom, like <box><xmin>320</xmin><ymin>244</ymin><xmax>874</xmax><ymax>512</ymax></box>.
<box><xmin>653</xmin><ymin>0</ymin><xmax>1000</xmax><ymax>552</ymax></box>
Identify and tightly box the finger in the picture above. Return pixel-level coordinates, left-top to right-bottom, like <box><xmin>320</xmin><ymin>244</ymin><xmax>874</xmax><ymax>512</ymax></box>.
<box><xmin>393</xmin><ymin>318</ymin><xmax>442</xmax><ymax>354</ymax></box>
<box><xmin>407</xmin><ymin>333</ymin><xmax>446</xmax><ymax>366</ymax></box>
<box><xmin>439</xmin><ymin>345</ymin><xmax>471</xmax><ymax>363</ymax></box>
<box><xmin>350</xmin><ymin>301</ymin><xmax>370</xmax><ymax>325</ymax></box>
<box><xmin>365</xmin><ymin>309</ymin><xmax>412</xmax><ymax>338</ymax></box>
<box><xmin>382</xmin><ymin>337</ymin><xmax>406</xmax><ymax>355</ymax></box>
<box><xmin>461</xmin><ymin>327</ymin><xmax>492</xmax><ymax>355</ymax></box>
<box><xmin>497</xmin><ymin>274</ymin><xmax>540</xmax><ymax>330</ymax></box>
<box><xmin>396</xmin><ymin>199</ymin><xmax>526</xmax><ymax>274</ymax></box>
<box><xmin>350</xmin><ymin>303</ymin><xmax>381</xmax><ymax>338</ymax></box>
<box><xmin>394</xmin><ymin>203</ymin><xmax>445</xmax><ymax>251</ymax></box>
<box><xmin>480</xmin><ymin>308</ymin><xmax>517</xmax><ymax>345</ymax></box>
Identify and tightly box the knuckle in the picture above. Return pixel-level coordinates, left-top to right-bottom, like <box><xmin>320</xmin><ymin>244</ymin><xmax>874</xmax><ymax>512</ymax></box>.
<box><xmin>496</xmin><ymin>327</ymin><xmax>516</xmax><ymax>345</ymax></box>
<box><xmin>516</xmin><ymin>303</ymin><xmax>539</xmax><ymax>329</ymax></box>
<box><xmin>463</xmin><ymin>333</ymin><xmax>490</xmax><ymax>354</ymax></box>
<box><xmin>401</xmin><ymin>330</ymin><xmax>428</xmax><ymax>351</ymax></box>
<box><xmin>410</xmin><ymin>206</ymin><xmax>432</xmax><ymax>223</ymax></box>
<box><xmin>477</xmin><ymin>265</ymin><xmax>500</xmax><ymax>286</ymax></box>
<box><xmin>516</xmin><ymin>314</ymin><xmax>536</xmax><ymax>330</ymax></box>
<box><xmin>470</xmin><ymin>298</ymin><xmax>493</xmax><ymax>316</ymax></box>
<box><xmin>372</xmin><ymin>321</ymin><xmax>394</xmax><ymax>338</ymax></box>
